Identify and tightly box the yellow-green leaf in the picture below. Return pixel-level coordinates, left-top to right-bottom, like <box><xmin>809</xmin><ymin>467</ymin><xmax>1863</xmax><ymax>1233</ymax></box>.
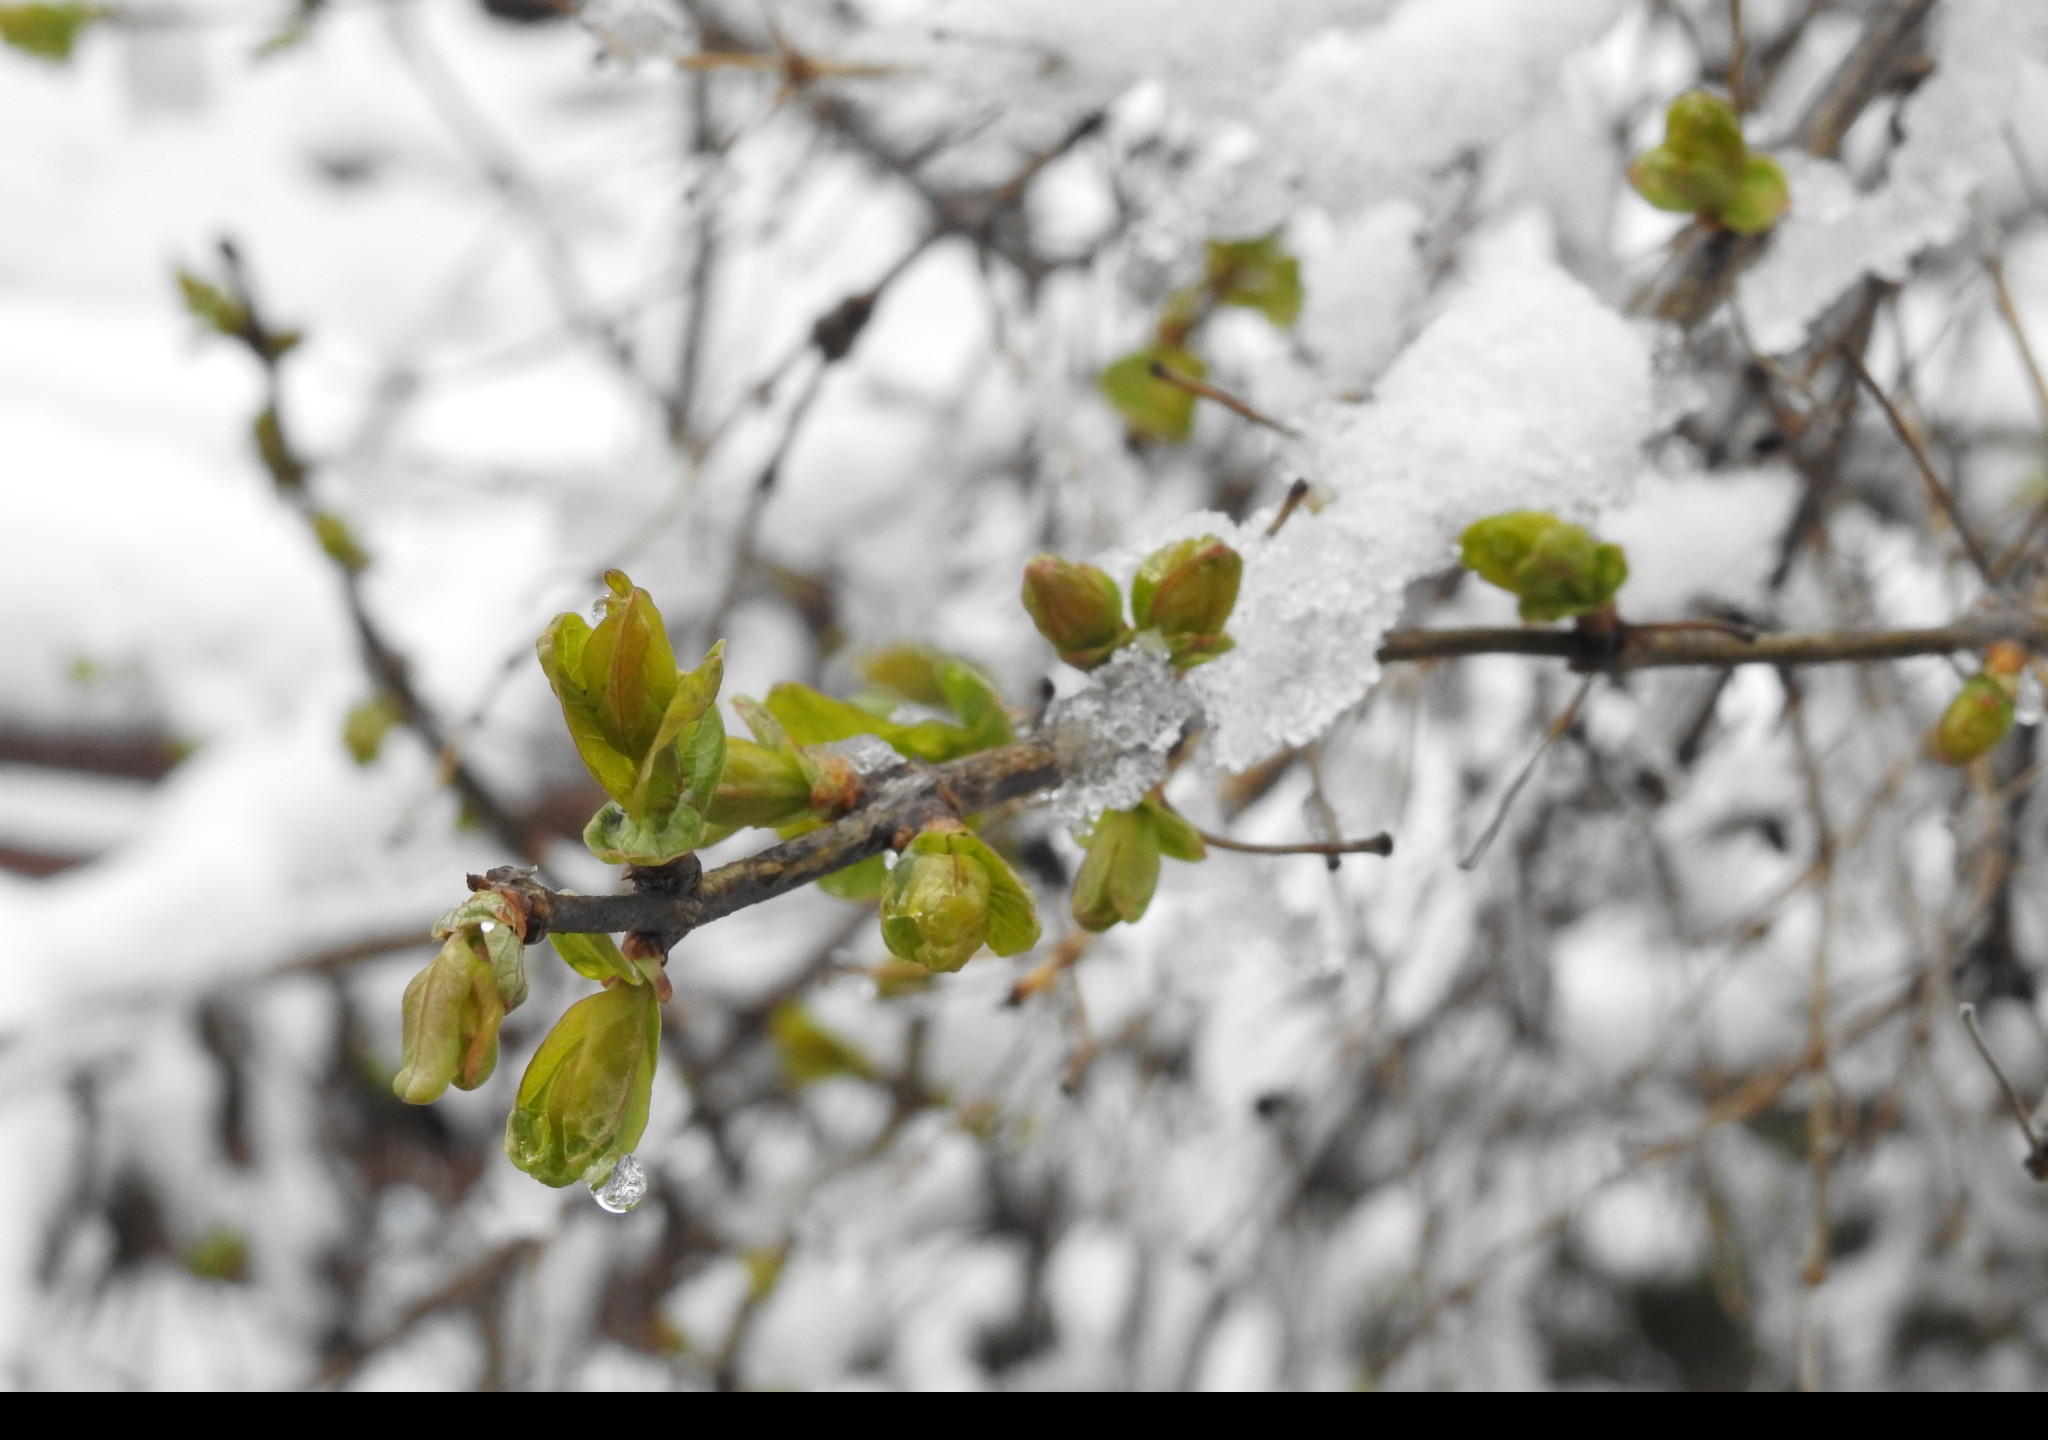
<box><xmin>1099</xmin><ymin>345</ymin><xmax>1204</xmax><ymax>442</ymax></box>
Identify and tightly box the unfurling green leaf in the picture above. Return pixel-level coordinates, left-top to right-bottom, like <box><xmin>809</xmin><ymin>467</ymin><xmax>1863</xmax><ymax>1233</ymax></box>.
<box><xmin>392</xmin><ymin>890</ymin><xmax>532</xmax><ymax>1105</ymax></box>
<box><xmin>0</xmin><ymin>2</ymin><xmax>99</xmax><ymax>60</ymax></box>
<box><xmin>1100</xmin><ymin>345</ymin><xmax>1205</xmax><ymax>442</ymax></box>
<box><xmin>312</xmin><ymin>511</ymin><xmax>369</xmax><ymax>573</ymax></box>
<box><xmin>1022</xmin><ymin>555</ymin><xmax>1129</xmax><ymax>670</ymax></box>
<box><xmin>766</xmin><ymin>678</ymin><xmax>997</xmax><ymax>764</ymax></box>
<box><xmin>1131</xmin><ymin>536</ymin><xmax>1242</xmax><ymax>668</ymax></box>
<box><xmin>537</xmin><ymin>572</ymin><xmax>726</xmax><ymax>864</ymax></box>
<box><xmin>769</xmin><ymin>1001</ymin><xmax>873</xmax><ymax>1086</ymax></box>
<box><xmin>343</xmin><ymin>693</ymin><xmax>403</xmax><ymax>765</ymax></box>
<box><xmin>1458</xmin><ymin>511</ymin><xmax>1628</xmax><ymax>622</ymax></box>
<box><xmin>1205</xmin><ymin>235</ymin><xmax>1303</xmax><ymax>328</ymax></box>
<box><xmin>549</xmin><ymin>931</ymin><xmax>648</xmax><ymax>988</ymax></box>
<box><xmin>1070</xmin><ymin>794</ymin><xmax>1206</xmax><ymax>932</ymax></box>
<box><xmin>504</xmin><ymin>982</ymin><xmax>661</xmax><ymax>1189</ymax></box>
<box><xmin>393</xmin><ymin>935</ymin><xmax>504</xmax><ymax>1104</ymax></box>
<box><xmin>707</xmin><ymin>736</ymin><xmax>816</xmax><ymax>829</ymax></box>
<box><xmin>880</xmin><ymin>824</ymin><xmax>1039</xmax><ymax>972</ymax></box>
<box><xmin>1628</xmin><ymin>89</ymin><xmax>1788</xmax><ymax>236</ymax></box>
<box><xmin>583</xmin><ymin>800</ymin><xmax>709</xmax><ymax>866</ymax></box>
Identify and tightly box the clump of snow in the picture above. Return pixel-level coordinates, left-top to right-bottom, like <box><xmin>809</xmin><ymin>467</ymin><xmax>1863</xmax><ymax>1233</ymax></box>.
<box><xmin>1738</xmin><ymin>0</ymin><xmax>2048</xmax><ymax>354</ymax></box>
<box><xmin>1294</xmin><ymin>201</ymin><xmax>1425</xmax><ymax>396</ymax></box>
<box><xmin>1041</xmin><ymin>643</ymin><xmax>1200</xmax><ymax>822</ymax></box>
<box><xmin>1235</xmin><ymin>0</ymin><xmax>1625</xmax><ymax>227</ymax></box>
<box><xmin>1165</xmin><ymin>250</ymin><xmax>1652</xmax><ymax>771</ymax></box>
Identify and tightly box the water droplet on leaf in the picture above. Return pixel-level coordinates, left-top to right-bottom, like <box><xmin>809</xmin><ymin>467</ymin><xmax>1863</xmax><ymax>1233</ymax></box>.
<box><xmin>590</xmin><ymin>1152</ymin><xmax>649</xmax><ymax>1214</ymax></box>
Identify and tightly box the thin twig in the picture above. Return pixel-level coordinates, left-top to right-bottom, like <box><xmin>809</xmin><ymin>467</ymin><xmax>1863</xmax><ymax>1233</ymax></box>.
<box><xmin>1958</xmin><ymin>1003</ymin><xmax>2048</xmax><ymax>1179</ymax></box>
<box><xmin>1147</xmin><ymin>361</ymin><xmax>1299</xmax><ymax>436</ymax></box>
<box><xmin>1265</xmin><ymin>478</ymin><xmax>1311</xmax><ymax>538</ymax></box>
<box><xmin>1460</xmin><ymin>673</ymin><xmax>1595</xmax><ymax>870</ymax></box>
<box><xmin>1194</xmin><ymin>828</ymin><xmax>1393</xmax><ymax>859</ymax></box>
<box><xmin>1728</xmin><ymin>0</ymin><xmax>1748</xmax><ymax>113</ymax></box>
<box><xmin>1845</xmin><ymin>348</ymin><xmax>2001</xmax><ymax>587</ymax></box>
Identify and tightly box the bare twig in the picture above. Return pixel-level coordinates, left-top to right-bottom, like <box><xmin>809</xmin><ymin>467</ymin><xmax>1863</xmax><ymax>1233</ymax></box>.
<box><xmin>1194</xmin><ymin>828</ymin><xmax>1393</xmax><ymax>860</ymax></box>
<box><xmin>1147</xmin><ymin>362</ymin><xmax>1299</xmax><ymax>436</ymax></box>
<box><xmin>1845</xmin><ymin>348</ymin><xmax>2001</xmax><ymax>588</ymax></box>
<box><xmin>1958</xmin><ymin>1003</ymin><xmax>2048</xmax><ymax>1180</ymax></box>
<box><xmin>1460</xmin><ymin>673</ymin><xmax>1595</xmax><ymax>870</ymax></box>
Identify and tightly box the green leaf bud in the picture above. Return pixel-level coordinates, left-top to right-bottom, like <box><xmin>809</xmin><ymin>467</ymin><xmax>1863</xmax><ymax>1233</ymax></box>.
<box><xmin>1022</xmin><ymin>555</ymin><xmax>1129</xmax><ymax>670</ymax></box>
<box><xmin>175</xmin><ymin>268</ymin><xmax>247</xmax><ymax>336</ymax></box>
<box><xmin>1719</xmin><ymin>153</ymin><xmax>1790</xmax><ymax>236</ymax></box>
<box><xmin>1932</xmin><ymin>651</ymin><xmax>2024</xmax><ymax>767</ymax></box>
<box><xmin>434</xmin><ymin>890</ymin><xmax>529</xmax><ymax>1012</ymax></box>
<box><xmin>342</xmin><ymin>693</ymin><xmax>403</xmax><ymax>766</ymax></box>
<box><xmin>182</xmin><ymin>1229</ymin><xmax>249</xmax><ymax>1283</ymax></box>
<box><xmin>0</xmin><ymin>2</ymin><xmax>100</xmax><ymax>60</ymax></box>
<box><xmin>1458</xmin><ymin>511</ymin><xmax>1627</xmax><ymax>622</ymax></box>
<box><xmin>880</xmin><ymin>823</ymin><xmax>1039</xmax><ymax>972</ymax></box>
<box><xmin>1070</xmin><ymin>794</ymin><xmax>1206</xmax><ymax>932</ymax></box>
<box><xmin>1628</xmin><ymin>89</ymin><xmax>1788</xmax><ymax>236</ymax></box>
<box><xmin>504</xmin><ymin>983</ymin><xmax>662</xmax><ymax>1189</ymax></box>
<box><xmin>768</xmin><ymin>1001</ymin><xmax>874</xmax><ymax>1086</ymax></box>
<box><xmin>252</xmin><ymin>407</ymin><xmax>303</xmax><ymax>491</ymax></box>
<box><xmin>393</xmin><ymin>932</ymin><xmax>505</xmax><ymax>1105</ymax></box>
<box><xmin>1099</xmin><ymin>345</ymin><xmax>1205</xmax><ymax>442</ymax></box>
<box><xmin>1132</xmin><ymin>536</ymin><xmax>1242</xmax><ymax>667</ymax></box>
<box><xmin>312</xmin><ymin>511</ymin><xmax>369</xmax><ymax>573</ymax></box>
<box><xmin>1070</xmin><ymin>807</ymin><xmax>1157</xmax><ymax>932</ymax></box>
<box><xmin>1205</xmin><ymin>235</ymin><xmax>1303</xmax><ymax>329</ymax></box>
<box><xmin>537</xmin><ymin>572</ymin><xmax>726</xmax><ymax>862</ymax></box>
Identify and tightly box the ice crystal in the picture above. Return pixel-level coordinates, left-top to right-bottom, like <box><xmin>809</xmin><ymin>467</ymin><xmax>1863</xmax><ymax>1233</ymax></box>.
<box><xmin>1041</xmin><ymin>643</ymin><xmax>1201</xmax><ymax>823</ymax></box>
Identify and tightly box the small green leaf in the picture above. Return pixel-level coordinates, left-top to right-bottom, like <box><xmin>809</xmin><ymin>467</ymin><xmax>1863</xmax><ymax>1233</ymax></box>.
<box><xmin>769</xmin><ymin>1001</ymin><xmax>873</xmax><ymax>1086</ymax></box>
<box><xmin>1141</xmin><ymin>794</ymin><xmax>1206</xmax><ymax>862</ymax></box>
<box><xmin>182</xmin><ymin>1229</ymin><xmax>250</xmax><ymax>1283</ymax></box>
<box><xmin>434</xmin><ymin>891</ymin><xmax>529</xmax><ymax>1012</ymax></box>
<box><xmin>176</xmin><ymin>268</ymin><xmax>247</xmax><ymax>336</ymax></box>
<box><xmin>1205</xmin><ymin>235</ymin><xmax>1303</xmax><ymax>328</ymax></box>
<box><xmin>580</xmin><ymin>570</ymin><xmax>677</xmax><ymax>764</ymax></box>
<box><xmin>312</xmin><ymin>511</ymin><xmax>369</xmax><ymax>573</ymax></box>
<box><xmin>342</xmin><ymin>693</ymin><xmax>403</xmax><ymax>765</ymax></box>
<box><xmin>583</xmin><ymin>800</ymin><xmax>706</xmax><ymax>866</ymax></box>
<box><xmin>765</xmin><ymin>681</ymin><xmax>986</xmax><ymax>763</ymax></box>
<box><xmin>539</xmin><ymin>613</ymin><xmax>639</xmax><ymax>807</ymax></box>
<box><xmin>549</xmin><ymin>931</ymin><xmax>644</xmax><ymax>986</ymax></box>
<box><xmin>393</xmin><ymin>935</ymin><xmax>504</xmax><ymax>1104</ymax></box>
<box><xmin>859</xmin><ymin>646</ymin><xmax>949</xmax><ymax>709</ymax></box>
<box><xmin>0</xmin><ymin>2</ymin><xmax>99</xmax><ymax>60</ymax></box>
<box><xmin>1132</xmin><ymin>536</ymin><xmax>1242</xmax><ymax>667</ymax></box>
<box><xmin>818</xmin><ymin>852</ymin><xmax>888</xmax><ymax>902</ymax></box>
<box><xmin>1071</xmin><ymin>807</ymin><xmax>1153</xmax><ymax>932</ymax></box>
<box><xmin>504</xmin><ymin>983</ymin><xmax>661</xmax><ymax>1189</ymax></box>
<box><xmin>706</xmin><ymin>736</ymin><xmax>815</xmax><ymax>829</ymax></box>
<box><xmin>1099</xmin><ymin>345</ymin><xmax>1204</xmax><ymax>442</ymax></box>
<box><xmin>969</xmin><ymin>834</ymin><xmax>1041</xmax><ymax>957</ymax></box>
<box><xmin>252</xmin><ymin>407</ymin><xmax>303</xmax><ymax>491</ymax></box>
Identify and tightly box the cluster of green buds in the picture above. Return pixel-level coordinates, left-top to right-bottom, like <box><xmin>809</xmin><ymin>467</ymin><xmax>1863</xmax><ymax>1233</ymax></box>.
<box><xmin>1070</xmin><ymin>792</ymin><xmax>1206</xmax><ymax>932</ymax></box>
<box><xmin>537</xmin><ymin>570</ymin><xmax>726</xmax><ymax>865</ymax></box>
<box><xmin>504</xmin><ymin>933</ymin><xmax>663</xmax><ymax>1190</ymax></box>
<box><xmin>1628</xmin><ymin>89</ymin><xmax>1790</xmax><ymax>237</ymax></box>
<box><xmin>1932</xmin><ymin>641</ymin><xmax>2031</xmax><ymax>766</ymax></box>
<box><xmin>1023</xmin><ymin>535</ymin><xmax>1243</xmax><ymax>672</ymax></box>
<box><xmin>1458</xmin><ymin>511</ymin><xmax>1629</xmax><ymax>623</ymax></box>
<box><xmin>1100</xmin><ymin>233</ymin><xmax>1303</xmax><ymax>441</ymax></box>
<box><xmin>393</xmin><ymin>889</ymin><xmax>530</xmax><ymax>1104</ymax></box>
<box><xmin>880</xmin><ymin>819</ymin><xmax>1040</xmax><ymax>972</ymax></box>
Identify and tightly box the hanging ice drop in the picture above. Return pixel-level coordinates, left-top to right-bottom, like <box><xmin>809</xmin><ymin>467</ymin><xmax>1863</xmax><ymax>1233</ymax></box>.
<box><xmin>590</xmin><ymin>1153</ymin><xmax>649</xmax><ymax>1214</ymax></box>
